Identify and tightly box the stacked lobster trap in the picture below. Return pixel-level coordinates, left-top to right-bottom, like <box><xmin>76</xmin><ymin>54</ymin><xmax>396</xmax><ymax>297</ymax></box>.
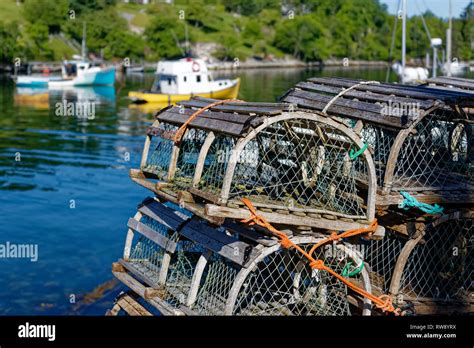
<box><xmin>110</xmin><ymin>77</ymin><xmax>473</xmax><ymax>317</ymax></box>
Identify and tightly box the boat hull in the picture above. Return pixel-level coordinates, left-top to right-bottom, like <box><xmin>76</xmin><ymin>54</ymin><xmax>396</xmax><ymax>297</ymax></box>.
<box><xmin>48</xmin><ymin>67</ymin><xmax>116</xmax><ymax>88</ymax></box>
<box><xmin>128</xmin><ymin>78</ymin><xmax>240</xmax><ymax>103</ymax></box>
<box><xmin>15</xmin><ymin>75</ymin><xmax>62</xmax><ymax>87</ymax></box>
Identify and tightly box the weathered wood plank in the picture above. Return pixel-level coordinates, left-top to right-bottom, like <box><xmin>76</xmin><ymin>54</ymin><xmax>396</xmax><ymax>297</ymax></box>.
<box><xmin>151</xmin><ymin>115</ymin><xmax>246</xmax><ymax>137</ymax></box>
<box><xmin>138</xmin><ymin>199</ymin><xmax>188</xmax><ymax>231</ymax></box>
<box><xmin>205</xmin><ymin>204</ymin><xmax>385</xmax><ymax>237</ymax></box>
<box><xmin>116</xmin><ymin>293</ymin><xmax>153</xmax><ymax>316</ymax></box>
<box><xmin>161</xmin><ymin>106</ymin><xmax>261</xmax><ymax>125</ymax></box>
<box><xmin>112</xmin><ymin>269</ymin><xmax>185</xmax><ymax>316</ymax></box>
<box><xmin>192</xmin><ymin>96</ymin><xmax>292</xmax><ymax>109</ymax></box>
<box><xmin>283</xmin><ymin>89</ymin><xmax>415</xmax><ymax>128</ymax></box>
<box><xmin>127</xmin><ymin>218</ymin><xmax>178</xmax><ymax>253</ymax></box>
<box><xmin>178</xmin><ymin>100</ymin><xmax>284</xmax><ymax>115</ymax></box>
<box><xmin>309</xmin><ymin>77</ymin><xmax>471</xmax><ymax>100</ymax></box>
<box><xmin>180</xmin><ymin>219</ymin><xmax>259</xmax><ymax>266</ymax></box>
<box><xmin>296</xmin><ymin>81</ymin><xmax>434</xmax><ymax>109</ymax></box>
<box><xmin>224</xmin><ymin>221</ymin><xmax>278</xmax><ymax>246</ymax></box>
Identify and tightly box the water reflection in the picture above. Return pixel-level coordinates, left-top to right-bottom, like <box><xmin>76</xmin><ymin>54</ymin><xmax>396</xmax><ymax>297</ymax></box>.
<box><xmin>15</xmin><ymin>86</ymin><xmax>116</xmax><ymax>110</ymax></box>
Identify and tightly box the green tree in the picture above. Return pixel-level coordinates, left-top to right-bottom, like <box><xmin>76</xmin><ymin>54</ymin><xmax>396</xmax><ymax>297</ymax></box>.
<box><xmin>0</xmin><ymin>21</ymin><xmax>27</xmax><ymax>64</ymax></box>
<box><xmin>63</xmin><ymin>8</ymin><xmax>144</xmax><ymax>60</ymax></box>
<box><xmin>22</xmin><ymin>0</ymin><xmax>68</xmax><ymax>33</ymax></box>
<box><xmin>144</xmin><ymin>6</ymin><xmax>187</xmax><ymax>59</ymax></box>
<box><xmin>274</xmin><ymin>15</ymin><xmax>330</xmax><ymax>61</ymax></box>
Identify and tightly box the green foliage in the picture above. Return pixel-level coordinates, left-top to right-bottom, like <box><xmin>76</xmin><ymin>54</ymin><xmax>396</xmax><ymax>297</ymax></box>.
<box><xmin>22</xmin><ymin>0</ymin><xmax>68</xmax><ymax>34</ymax></box>
<box><xmin>458</xmin><ymin>3</ymin><xmax>474</xmax><ymax>60</ymax></box>
<box><xmin>63</xmin><ymin>8</ymin><xmax>144</xmax><ymax>60</ymax></box>
<box><xmin>1</xmin><ymin>0</ymin><xmax>473</xmax><ymax>65</ymax></box>
<box><xmin>274</xmin><ymin>15</ymin><xmax>330</xmax><ymax>61</ymax></box>
<box><xmin>222</xmin><ymin>0</ymin><xmax>280</xmax><ymax>16</ymax></box>
<box><xmin>0</xmin><ymin>21</ymin><xmax>26</xmax><ymax>63</ymax></box>
<box><xmin>144</xmin><ymin>5</ymin><xmax>186</xmax><ymax>60</ymax></box>
<box><xmin>25</xmin><ymin>22</ymin><xmax>54</xmax><ymax>60</ymax></box>
<box><xmin>69</xmin><ymin>0</ymin><xmax>117</xmax><ymax>15</ymax></box>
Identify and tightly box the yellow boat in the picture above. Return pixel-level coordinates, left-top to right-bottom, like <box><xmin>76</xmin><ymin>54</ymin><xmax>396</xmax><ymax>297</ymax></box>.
<box><xmin>129</xmin><ymin>58</ymin><xmax>240</xmax><ymax>104</ymax></box>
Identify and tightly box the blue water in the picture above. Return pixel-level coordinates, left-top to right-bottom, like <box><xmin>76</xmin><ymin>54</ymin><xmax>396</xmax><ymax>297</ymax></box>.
<box><xmin>2</xmin><ymin>67</ymin><xmax>471</xmax><ymax>315</ymax></box>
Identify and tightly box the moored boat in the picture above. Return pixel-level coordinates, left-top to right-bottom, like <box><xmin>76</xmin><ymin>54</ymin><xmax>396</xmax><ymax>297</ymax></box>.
<box><xmin>48</xmin><ymin>60</ymin><xmax>116</xmax><ymax>88</ymax></box>
<box><xmin>128</xmin><ymin>58</ymin><xmax>240</xmax><ymax>104</ymax></box>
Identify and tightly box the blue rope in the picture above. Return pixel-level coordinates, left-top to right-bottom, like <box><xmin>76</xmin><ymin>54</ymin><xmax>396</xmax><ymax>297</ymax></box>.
<box><xmin>398</xmin><ymin>191</ymin><xmax>444</xmax><ymax>215</ymax></box>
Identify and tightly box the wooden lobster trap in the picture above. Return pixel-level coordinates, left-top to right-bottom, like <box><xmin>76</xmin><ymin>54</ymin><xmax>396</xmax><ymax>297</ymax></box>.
<box><xmin>363</xmin><ymin>210</ymin><xmax>473</xmax><ymax>315</ymax></box>
<box><xmin>130</xmin><ymin>97</ymin><xmax>385</xmax><ymax>235</ymax></box>
<box><xmin>281</xmin><ymin>77</ymin><xmax>474</xmax><ymax>209</ymax></box>
<box><xmin>112</xmin><ymin>196</ymin><xmax>374</xmax><ymax>316</ymax></box>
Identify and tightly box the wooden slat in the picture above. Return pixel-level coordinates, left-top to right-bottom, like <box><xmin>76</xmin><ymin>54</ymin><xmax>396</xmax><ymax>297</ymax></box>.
<box><xmin>161</xmin><ymin>106</ymin><xmax>259</xmax><ymax>124</ymax></box>
<box><xmin>112</xmin><ymin>269</ymin><xmax>185</xmax><ymax>316</ymax></box>
<box><xmin>330</xmin><ymin>77</ymin><xmax>474</xmax><ymax>99</ymax></box>
<box><xmin>116</xmin><ymin>293</ymin><xmax>153</xmax><ymax>316</ymax></box>
<box><xmin>127</xmin><ymin>218</ymin><xmax>178</xmax><ymax>253</ymax></box>
<box><xmin>138</xmin><ymin>198</ymin><xmax>189</xmax><ymax>231</ymax></box>
<box><xmin>178</xmin><ymin>100</ymin><xmax>284</xmax><ymax>116</ymax></box>
<box><xmin>296</xmin><ymin>81</ymin><xmax>434</xmax><ymax>109</ymax></box>
<box><xmin>283</xmin><ymin>92</ymin><xmax>412</xmax><ymax>128</ymax></box>
<box><xmin>154</xmin><ymin>113</ymin><xmax>246</xmax><ymax>137</ymax></box>
<box><xmin>179</xmin><ymin>219</ymin><xmax>260</xmax><ymax>267</ymax></box>
<box><xmin>205</xmin><ymin>204</ymin><xmax>386</xmax><ymax>237</ymax></box>
<box><xmin>192</xmin><ymin>96</ymin><xmax>292</xmax><ymax>109</ymax></box>
<box><xmin>307</xmin><ymin>77</ymin><xmax>469</xmax><ymax>101</ymax></box>
<box><xmin>224</xmin><ymin>221</ymin><xmax>278</xmax><ymax>247</ymax></box>
<box><xmin>426</xmin><ymin>77</ymin><xmax>474</xmax><ymax>90</ymax></box>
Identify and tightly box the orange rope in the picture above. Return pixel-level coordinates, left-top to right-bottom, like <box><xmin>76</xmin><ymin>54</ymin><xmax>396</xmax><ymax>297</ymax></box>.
<box><xmin>173</xmin><ymin>99</ymin><xmax>243</xmax><ymax>144</ymax></box>
<box><xmin>240</xmin><ymin>198</ymin><xmax>401</xmax><ymax>315</ymax></box>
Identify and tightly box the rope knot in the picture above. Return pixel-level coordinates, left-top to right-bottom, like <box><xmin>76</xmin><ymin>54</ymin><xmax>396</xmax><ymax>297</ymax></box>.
<box><xmin>376</xmin><ymin>295</ymin><xmax>398</xmax><ymax>314</ymax></box>
<box><xmin>309</xmin><ymin>260</ymin><xmax>325</xmax><ymax>270</ymax></box>
<box><xmin>279</xmin><ymin>238</ymin><xmax>293</xmax><ymax>249</ymax></box>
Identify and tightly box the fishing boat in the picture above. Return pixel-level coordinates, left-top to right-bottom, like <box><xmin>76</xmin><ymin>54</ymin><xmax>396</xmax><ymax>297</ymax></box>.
<box><xmin>47</xmin><ymin>59</ymin><xmax>115</xmax><ymax>88</ymax></box>
<box><xmin>128</xmin><ymin>58</ymin><xmax>240</xmax><ymax>104</ymax></box>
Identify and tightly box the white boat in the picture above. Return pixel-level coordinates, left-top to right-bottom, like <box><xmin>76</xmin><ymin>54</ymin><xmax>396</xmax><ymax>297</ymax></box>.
<box><xmin>442</xmin><ymin>61</ymin><xmax>469</xmax><ymax>76</ymax></box>
<box><xmin>47</xmin><ymin>60</ymin><xmax>115</xmax><ymax>88</ymax></box>
<box><xmin>392</xmin><ymin>62</ymin><xmax>429</xmax><ymax>83</ymax></box>
<box><xmin>128</xmin><ymin>58</ymin><xmax>240</xmax><ymax>103</ymax></box>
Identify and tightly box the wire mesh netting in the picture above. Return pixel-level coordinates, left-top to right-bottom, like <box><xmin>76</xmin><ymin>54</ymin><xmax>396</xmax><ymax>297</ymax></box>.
<box><xmin>192</xmin><ymin>255</ymin><xmax>239</xmax><ymax>315</ymax></box>
<box><xmin>197</xmin><ymin>134</ymin><xmax>236</xmax><ymax>195</ymax></box>
<box><xmin>143</xmin><ymin>123</ymin><xmax>179</xmax><ymax>179</ymax></box>
<box><xmin>127</xmin><ymin>215</ymin><xmax>174</xmax><ymax>284</ymax></box>
<box><xmin>173</xmin><ymin>128</ymin><xmax>208</xmax><ymax>190</ymax></box>
<box><xmin>399</xmin><ymin>216</ymin><xmax>473</xmax><ymax>302</ymax></box>
<box><xmin>392</xmin><ymin>110</ymin><xmax>473</xmax><ymax>190</ymax></box>
<box><xmin>163</xmin><ymin>240</ymin><xmax>205</xmax><ymax>308</ymax></box>
<box><xmin>228</xmin><ymin>119</ymin><xmax>369</xmax><ymax>218</ymax></box>
<box><xmin>364</xmin><ymin>229</ymin><xmax>406</xmax><ymax>294</ymax></box>
<box><xmin>359</xmin><ymin>124</ymin><xmax>397</xmax><ymax>187</ymax></box>
<box><xmin>231</xmin><ymin>243</ymin><xmax>363</xmax><ymax>316</ymax></box>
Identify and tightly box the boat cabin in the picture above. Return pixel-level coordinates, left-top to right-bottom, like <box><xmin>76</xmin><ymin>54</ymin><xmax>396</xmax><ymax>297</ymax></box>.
<box><xmin>151</xmin><ymin>58</ymin><xmax>231</xmax><ymax>95</ymax></box>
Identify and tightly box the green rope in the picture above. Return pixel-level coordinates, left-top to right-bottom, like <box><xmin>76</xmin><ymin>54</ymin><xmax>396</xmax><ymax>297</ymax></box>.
<box><xmin>349</xmin><ymin>143</ymin><xmax>368</xmax><ymax>160</ymax></box>
<box><xmin>398</xmin><ymin>191</ymin><xmax>444</xmax><ymax>215</ymax></box>
<box><xmin>342</xmin><ymin>261</ymin><xmax>364</xmax><ymax>277</ymax></box>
